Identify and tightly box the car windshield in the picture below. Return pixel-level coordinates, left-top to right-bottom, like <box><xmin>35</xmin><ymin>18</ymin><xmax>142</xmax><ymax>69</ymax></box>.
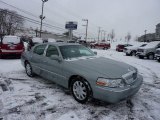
<box><xmin>59</xmin><ymin>45</ymin><xmax>95</xmax><ymax>59</ymax></box>
<box><xmin>140</xmin><ymin>44</ymin><xmax>147</xmax><ymax>47</ymax></box>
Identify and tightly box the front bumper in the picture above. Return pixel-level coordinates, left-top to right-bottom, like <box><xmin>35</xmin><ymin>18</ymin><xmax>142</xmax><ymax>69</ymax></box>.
<box><xmin>93</xmin><ymin>74</ymin><xmax>143</xmax><ymax>103</ymax></box>
<box><xmin>136</xmin><ymin>52</ymin><xmax>146</xmax><ymax>56</ymax></box>
<box><xmin>155</xmin><ymin>54</ymin><xmax>160</xmax><ymax>60</ymax></box>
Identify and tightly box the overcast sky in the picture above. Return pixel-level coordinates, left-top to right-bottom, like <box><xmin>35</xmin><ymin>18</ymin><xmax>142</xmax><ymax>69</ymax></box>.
<box><xmin>0</xmin><ymin>0</ymin><xmax>160</xmax><ymax>40</ymax></box>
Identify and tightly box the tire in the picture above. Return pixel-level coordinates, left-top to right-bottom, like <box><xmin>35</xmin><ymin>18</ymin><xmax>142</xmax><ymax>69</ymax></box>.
<box><xmin>25</xmin><ymin>62</ymin><xmax>34</xmax><ymax>77</ymax></box>
<box><xmin>71</xmin><ymin>78</ymin><xmax>90</xmax><ymax>103</ymax></box>
<box><xmin>157</xmin><ymin>58</ymin><xmax>160</xmax><ymax>62</ymax></box>
<box><xmin>147</xmin><ymin>54</ymin><xmax>154</xmax><ymax>60</ymax></box>
<box><xmin>139</xmin><ymin>55</ymin><xmax>144</xmax><ymax>59</ymax></box>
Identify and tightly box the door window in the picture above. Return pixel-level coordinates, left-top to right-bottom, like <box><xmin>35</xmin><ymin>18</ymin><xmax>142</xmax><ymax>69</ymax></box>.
<box><xmin>33</xmin><ymin>44</ymin><xmax>46</xmax><ymax>55</ymax></box>
<box><xmin>46</xmin><ymin>45</ymin><xmax>59</xmax><ymax>57</ymax></box>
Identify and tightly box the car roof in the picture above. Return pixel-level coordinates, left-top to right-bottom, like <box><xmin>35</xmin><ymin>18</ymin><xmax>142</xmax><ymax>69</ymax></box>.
<box><xmin>37</xmin><ymin>42</ymin><xmax>80</xmax><ymax>47</ymax></box>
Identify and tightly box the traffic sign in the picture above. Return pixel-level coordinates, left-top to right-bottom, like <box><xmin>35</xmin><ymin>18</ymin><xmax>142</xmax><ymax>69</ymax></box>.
<box><xmin>65</xmin><ymin>21</ymin><xmax>78</xmax><ymax>30</ymax></box>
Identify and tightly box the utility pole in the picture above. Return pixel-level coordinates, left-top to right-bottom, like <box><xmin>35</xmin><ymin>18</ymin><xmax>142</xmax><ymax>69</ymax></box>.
<box><xmin>144</xmin><ymin>30</ymin><xmax>147</xmax><ymax>42</ymax></box>
<box><xmin>103</xmin><ymin>31</ymin><xmax>106</xmax><ymax>41</ymax></box>
<box><xmin>82</xmin><ymin>19</ymin><xmax>88</xmax><ymax>41</ymax></box>
<box><xmin>40</xmin><ymin>0</ymin><xmax>48</xmax><ymax>38</ymax></box>
<box><xmin>98</xmin><ymin>27</ymin><xmax>101</xmax><ymax>42</ymax></box>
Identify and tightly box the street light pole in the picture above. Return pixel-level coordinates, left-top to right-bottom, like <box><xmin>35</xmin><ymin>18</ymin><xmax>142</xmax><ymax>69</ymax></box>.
<box><xmin>40</xmin><ymin>0</ymin><xmax>48</xmax><ymax>38</ymax></box>
<box><xmin>98</xmin><ymin>27</ymin><xmax>101</xmax><ymax>42</ymax></box>
<box><xmin>82</xmin><ymin>19</ymin><xmax>88</xmax><ymax>41</ymax></box>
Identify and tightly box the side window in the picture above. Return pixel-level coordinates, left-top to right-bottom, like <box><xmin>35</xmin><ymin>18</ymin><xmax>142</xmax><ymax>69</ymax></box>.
<box><xmin>46</xmin><ymin>45</ymin><xmax>59</xmax><ymax>57</ymax></box>
<box><xmin>33</xmin><ymin>45</ymin><xmax>46</xmax><ymax>55</ymax></box>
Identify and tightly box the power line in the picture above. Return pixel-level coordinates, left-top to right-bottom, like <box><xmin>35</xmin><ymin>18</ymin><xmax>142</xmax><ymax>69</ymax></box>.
<box><xmin>0</xmin><ymin>0</ymin><xmax>97</xmax><ymax>37</ymax></box>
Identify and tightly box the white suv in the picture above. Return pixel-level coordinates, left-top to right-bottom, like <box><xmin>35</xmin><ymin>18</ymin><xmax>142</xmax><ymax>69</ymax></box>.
<box><xmin>137</xmin><ymin>41</ymin><xmax>160</xmax><ymax>59</ymax></box>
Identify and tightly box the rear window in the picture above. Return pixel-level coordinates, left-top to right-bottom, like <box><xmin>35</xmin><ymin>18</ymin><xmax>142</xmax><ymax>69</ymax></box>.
<box><xmin>3</xmin><ymin>36</ymin><xmax>20</xmax><ymax>44</ymax></box>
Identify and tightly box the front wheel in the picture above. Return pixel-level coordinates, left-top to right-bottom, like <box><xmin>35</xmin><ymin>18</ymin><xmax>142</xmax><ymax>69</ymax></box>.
<box><xmin>71</xmin><ymin>79</ymin><xmax>90</xmax><ymax>103</ymax></box>
<box><xmin>25</xmin><ymin>62</ymin><xmax>34</xmax><ymax>77</ymax></box>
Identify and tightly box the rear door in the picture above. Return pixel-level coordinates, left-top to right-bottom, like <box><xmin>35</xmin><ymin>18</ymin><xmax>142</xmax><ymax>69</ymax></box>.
<box><xmin>30</xmin><ymin>44</ymin><xmax>47</xmax><ymax>75</ymax></box>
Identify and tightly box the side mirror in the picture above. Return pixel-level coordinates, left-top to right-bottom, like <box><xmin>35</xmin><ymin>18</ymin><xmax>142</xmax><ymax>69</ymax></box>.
<box><xmin>94</xmin><ymin>51</ymin><xmax>97</xmax><ymax>55</ymax></box>
<box><xmin>50</xmin><ymin>55</ymin><xmax>62</xmax><ymax>62</ymax></box>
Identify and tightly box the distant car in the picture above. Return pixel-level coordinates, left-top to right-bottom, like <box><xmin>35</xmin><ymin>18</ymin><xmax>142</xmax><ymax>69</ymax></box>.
<box><xmin>155</xmin><ymin>48</ymin><xmax>160</xmax><ymax>62</ymax></box>
<box><xmin>91</xmin><ymin>42</ymin><xmax>110</xmax><ymax>50</ymax></box>
<box><xmin>116</xmin><ymin>44</ymin><xmax>132</xmax><ymax>52</ymax></box>
<box><xmin>137</xmin><ymin>41</ymin><xmax>160</xmax><ymax>59</ymax></box>
<box><xmin>21</xmin><ymin>42</ymin><xmax>143</xmax><ymax>103</ymax></box>
<box><xmin>27</xmin><ymin>37</ymin><xmax>43</xmax><ymax>51</ymax></box>
<box><xmin>124</xmin><ymin>43</ymin><xmax>147</xmax><ymax>56</ymax></box>
<box><xmin>78</xmin><ymin>40</ymin><xmax>88</xmax><ymax>47</ymax></box>
<box><xmin>56</xmin><ymin>40</ymin><xmax>64</xmax><ymax>42</ymax></box>
<box><xmin>0</xmin><ymin>35</ymin><xmax>24</xmax><ymax>58</ymax></box>
<box><xmin>67</xmin><ymin>40</ymin><xmax>76</xmax><ymax>43</ymax></box>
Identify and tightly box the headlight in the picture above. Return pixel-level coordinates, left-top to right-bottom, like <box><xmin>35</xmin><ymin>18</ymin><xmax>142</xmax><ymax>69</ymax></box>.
<box><xmin>96</xmin><ymin>78</ymin><xmax>124</xmax><ymax>88</ymax></box>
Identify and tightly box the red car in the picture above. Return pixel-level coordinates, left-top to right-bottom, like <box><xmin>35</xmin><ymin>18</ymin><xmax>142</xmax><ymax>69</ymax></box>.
<box><xmin>0</xmin><ymin>36</ymin><xmax>24</xmax><ymax>58</ymax></box>
<box><xmin>90</xmin><ymin>42</ymin><xmax>110</xmax><ymax>49</ymax></box>
<box><xmin>116</xmin><ymin>44</ymin><xmax>132</xmax><ymax>52</ymax></box>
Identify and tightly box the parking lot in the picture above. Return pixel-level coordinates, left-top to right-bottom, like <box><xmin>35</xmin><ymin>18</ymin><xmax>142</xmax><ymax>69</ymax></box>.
<box><xmin>0</xmin><ymin>49</ymin><xmax>160</xmax><ymax>120</ymax></box>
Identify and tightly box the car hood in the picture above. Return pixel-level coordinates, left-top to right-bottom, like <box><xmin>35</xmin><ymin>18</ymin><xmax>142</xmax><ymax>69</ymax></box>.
<box><xmin>65</xmin><ymin>57</ymin><xmax>135</xmax><ymax>78</ymax></box>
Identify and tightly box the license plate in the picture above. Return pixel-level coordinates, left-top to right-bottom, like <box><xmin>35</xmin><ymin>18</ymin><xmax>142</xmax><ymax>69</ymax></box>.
<box><xmin>10</xmin><ymin>46</ymin><xmax>15</xmax><ymax>49</ymax></box>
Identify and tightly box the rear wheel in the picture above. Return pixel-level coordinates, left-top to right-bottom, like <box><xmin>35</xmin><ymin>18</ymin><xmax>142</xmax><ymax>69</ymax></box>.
<box><xmin>71</xmin><ymin>78</ymin><xmax>90</xmax><ymax>103</ymax></box>
<box><xmin>25</xmin><ymin>62</ymin><xmax>34</xmax><ymax>77</ymax></box>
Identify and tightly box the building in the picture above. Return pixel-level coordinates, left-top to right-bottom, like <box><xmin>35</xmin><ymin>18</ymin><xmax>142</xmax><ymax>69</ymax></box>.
<box><xmin>15</xmin><ymin>28</ymin><xmax>78</xmax><ymax>41</ymax></box>
<box><xmin>138</xmin><ymin>33</ymin><xmax>155</xmax><ymax>42</ymax></box>
<box><xmin>155</xmin><ymin>23</ymin><xmax>160</xmax><ymax>41</ymax></box>
<box><xmin>138</xmin><ymin>23</ymin><xmax>160</xmax><ymax>42</ymax></box>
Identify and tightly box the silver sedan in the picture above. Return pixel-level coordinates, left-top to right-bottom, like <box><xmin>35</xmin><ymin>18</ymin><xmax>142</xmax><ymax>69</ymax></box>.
<box><xmin>21</xmin><ymin>43</ymin><xmax>143</xmax><ymax>103</ymax></box>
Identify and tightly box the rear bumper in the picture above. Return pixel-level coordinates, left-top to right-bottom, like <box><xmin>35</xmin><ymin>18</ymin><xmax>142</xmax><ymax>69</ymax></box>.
<box><xmin>0</xmin><ymin>49</ymin><xmax>23</xmax><ymax>55</ymax></box>
<box><xmin>93</xmin><ymin>74</ymin><xmax>143</xmax><ymax>103</ymax></box>
<box><xmin>116</xmin><ymin>48</ymin><xmax>123</xmax><ymax>52</ymax></box>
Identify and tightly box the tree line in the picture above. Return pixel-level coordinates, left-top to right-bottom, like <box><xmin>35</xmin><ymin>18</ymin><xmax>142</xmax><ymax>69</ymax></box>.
<box><xmin>0</xmin><ymin>8</ymin><xmax>24</xmax><ymax>36</ymax></box>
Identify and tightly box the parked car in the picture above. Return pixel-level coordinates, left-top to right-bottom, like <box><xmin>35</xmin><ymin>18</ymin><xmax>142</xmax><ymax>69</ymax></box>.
<box><xmin>27</xmin><ymin>37</ymin><xmax>43</xmax><ymax>51</ymax></box>
<box><xmin>21</xmin><ymin>42</ymin><xmax>143</xmax><ymax>103</ymax></box>
<box><xmin>78</xmin><ymin>40</ymin><xmax>88</xmax><ymax>47</ymax></box>
<box><xmin>67</xmin><ymin>40</ymin><xmax>76</xmax><ymax>43</ymax></box>
<box><xmin>91</xmin><ymin>42</ymin><xmax>110</xmax><ymax>49</ymax></box>
<box><xmin>124</xmin><ymin>43</ymin><xmax>147</xmax><ymax>56</ymax></box>
<box><xmin>0</xmin><ymin>35</ymin><xmax>24</xmax><ymax>58</ymax></box>
<box><xmin>137</xmin><ymin>41</ymin><xmax>160</xmax><ymax>59</ymax></box>
<box><xmin>116</xmin><ymin>44</ymin><xmax>133</xmax><ymax>52</ymax></box>
<box><xmin>155</xmin><ymin>48</ymin><xmax>160</xmax><ymax>62</ymax></box>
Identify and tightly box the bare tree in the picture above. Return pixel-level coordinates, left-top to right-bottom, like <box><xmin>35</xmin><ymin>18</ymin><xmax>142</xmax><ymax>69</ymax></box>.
<box><xmin>0</xmin><ymin>9</ymin><xmax>24</xmax><ymax>35</ymax></box>
<box><xmin>126</xmin><ymin>32</ymin><xmax>131</xmax><ymax>44</ymax></box>
<box><xmin>110</xmin><ymin>29</ymin><xmax>115</xmax><ymax>43</ymax></box>
<box><xmin>134</xmin><ymin>35</ymin><xmax>139</xmax><ymax>42</ymax></box>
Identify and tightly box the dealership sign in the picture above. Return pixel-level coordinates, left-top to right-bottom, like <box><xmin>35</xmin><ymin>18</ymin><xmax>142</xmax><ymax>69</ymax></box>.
<box><xmin>65</xmin><ymin>21</ymin><xmax>78</xmax><ymax>30</ymax></box>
